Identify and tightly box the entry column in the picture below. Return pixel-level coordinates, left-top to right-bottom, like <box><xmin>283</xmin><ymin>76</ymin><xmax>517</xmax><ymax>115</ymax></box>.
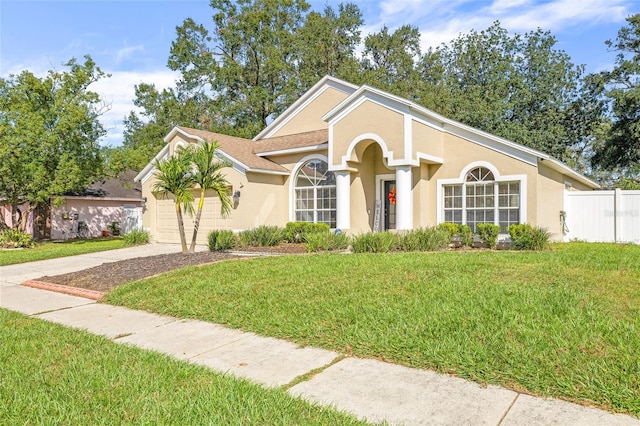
<box><xmin>335</xmin><ymin>171</ymin><xmax>351</xmax><ymax>230</ymax></box>
<box><xmin>395</xmin><ymin>166</ymin><xmax>412</xmax><ymax>230</ymax></box>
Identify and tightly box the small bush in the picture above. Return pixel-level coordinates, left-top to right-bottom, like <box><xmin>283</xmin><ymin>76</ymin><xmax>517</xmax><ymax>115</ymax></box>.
<box><xmin>283</xmin><ymin>222</ymin><xmax>330</xmax><ymax>242</ymax></box>
<box><xmin>208</xmin><ymin>230</ymin><xmax>237</xmax><ymax>251</ymax></box>
<box><xmin>398</xmin><ymin>227</ymin><xmax>450</xmax><ymax>252</ymax></box>
<box><xmin>238</xmin><ymin>225</ymin><xmax>284</xmax><ymax>247</ymax></box>
<box><xmin>0</xmin><ymin>229</ymin><xmax>34</xmax><ymax>248</ymax></box>
<box><xmin>304</xmin><ymin>231</ymin><xmax>351</xmax><ymax>252</ymax></box>
<box><xmin>108</xmin><ymin>221</ymin><xmax>121</xmax><ymax>236</ymax></box>
<box><xmin>437</xmin><ymin>223</ymin><xmax>473</xmax><ymax>247</ymax></box>
<box><xmin>477</xmin><ymin>223</ymin><xmax>501</xmax><ymax>249</ymax></box>
<box><xmin>508</xmin><ymin>224</ymin><xmax>551</xmax><ymax>251</ymax></box>
<box><xmin>122</xmin><ymin>229</ymin><xmax>150</xmax><ymax>246</ymax></box>
<box><xmin>351</xmin><ymin>232</ymin><xmax>398</xmax><ymax>253</ymax></box>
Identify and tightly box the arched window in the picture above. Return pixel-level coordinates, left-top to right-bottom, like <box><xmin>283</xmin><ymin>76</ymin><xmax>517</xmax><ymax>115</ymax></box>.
<box><xmin>443</xmin><ymin>166</ymin><xmax>520</xmax><ymax>233</ymax></box>
<box><xmin>294</xmin><ymin>159</ymin><xmax>336</xmax><ymax>227</ymax></box>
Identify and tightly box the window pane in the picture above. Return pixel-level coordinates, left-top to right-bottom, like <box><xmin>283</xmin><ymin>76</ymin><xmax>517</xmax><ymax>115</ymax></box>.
<box><xmin>294</xmin><ymin>160</ymin><xmax>336</xmax><ymax>225</ymax></box>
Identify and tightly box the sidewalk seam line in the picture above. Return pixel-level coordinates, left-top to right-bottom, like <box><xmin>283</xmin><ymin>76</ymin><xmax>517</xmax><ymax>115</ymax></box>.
<box><xmin>497</xmin><ymin>392</ymin><xmax>520</xmax><ymax>426</ymax></box>
<box><xmin>30</xmin><ymin>302</ymin><xmax>96</xmax><ymax>316</ymax></box>
<box><xmin>282</xmin><ymin>354</ymin><xmax>346</xmax><ymax>391</ymax></box>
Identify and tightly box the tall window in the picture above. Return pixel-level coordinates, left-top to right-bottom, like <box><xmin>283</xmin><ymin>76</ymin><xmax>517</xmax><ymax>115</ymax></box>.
<box><xmin>294</xmin><ymin>159</ymin><xmax>336</xmax><ymax>227</ymax></box>
<box><xmin>443</xmin><ymin>167</ymin><xmax>520</xmax><ymax>233</ymax></box>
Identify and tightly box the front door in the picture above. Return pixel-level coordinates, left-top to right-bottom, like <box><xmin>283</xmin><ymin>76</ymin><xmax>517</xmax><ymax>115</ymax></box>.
<box><xmin>384</xmin><ymin>180</ymin><xmax>396</xmax><ymax>230</ymax></box>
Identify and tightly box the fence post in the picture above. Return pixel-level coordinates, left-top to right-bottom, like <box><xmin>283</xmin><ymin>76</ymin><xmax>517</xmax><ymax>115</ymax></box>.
<box><xmin>614</xmin><ymin>188</ymin><xmax>622</xmax><ymax>243</ymax></box>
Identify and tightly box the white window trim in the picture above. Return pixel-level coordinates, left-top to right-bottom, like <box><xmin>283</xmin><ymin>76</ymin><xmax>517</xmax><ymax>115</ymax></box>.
<box><xmin>436</xmin><ymin>161</ymin><xmax>527</xmax><ymax>228</ymax></box>
<box><xmin>289</xmin><ymin>154</ymin><xmax>334</xmax><ymax>224</ymax></box>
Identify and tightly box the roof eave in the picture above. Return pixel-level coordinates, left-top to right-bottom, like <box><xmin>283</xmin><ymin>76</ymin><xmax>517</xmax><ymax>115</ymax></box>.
<box><xmin>255</xmin><ymin>143</ymin><xmax>328</xmax><ymax>157</ymax></box>
<box><xmin>255</xmin><ymin>76</ymin><xmax>359</xmax><ymax>141</ymax></box>
<box><xmin>540</xmin><ymin>157</ymin><xmax>601</xmax><ymax>189</ymax></box>
<box><xmin>135</xmin><ymin>143</ymin><xmax>170</xmax><ymax>183</ymax></box>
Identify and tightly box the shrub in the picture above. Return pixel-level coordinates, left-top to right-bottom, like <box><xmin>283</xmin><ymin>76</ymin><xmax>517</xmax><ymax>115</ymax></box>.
<box><xmin>108</xmin><ymin>221</ymin><xmax>121</xmax><ymax>236</ymax></box>
<box><xmin>398</xmin><ymin>227</ymin><xmax>450</xmax><ymax>252</ymax></box>
<box><xmin>283</xmin><ymin>222</ymin><xmax>330</xmax><ymax>243</ymax></box>
<box><xmin>208</xmin><ymin>230</ymin><xmax>237</xmax><ymax>251</ymax></box>
<box><xmin>437</xmin><ymin>222</ymin><xmax>473</xmax><ymax>247</ymax></box>
<box><xmin>351</xmin><ymin>232</ymin><xmax>398</xmax><ymax>253</ymax></box>
<box><xmin>304</xmin><ymin>231</ymin><xmax>351</xmax><ymax>252</ymax></box>
<box><xmin>238</xmin><ymin>226</ymin><xmax>284</xmax><ymax>247</ymax></box>
<box><xmin>0</xmin><ymin>229</ymin><xmax>34</xmax><ymax>248</ymax></box>
<box><xmin>477</xmin><ymin>223</ymin><xmax>501</xmax><ymax>249</ymax></box>
<box><xmin>122</xmin><ymin>229</ymin><xmax>150</xmax><ymax>246</ymax></box>
<box><xmin>508</xmin><ymin>224</ymin><xmax>551</xmax><ymax>251</ymax></box>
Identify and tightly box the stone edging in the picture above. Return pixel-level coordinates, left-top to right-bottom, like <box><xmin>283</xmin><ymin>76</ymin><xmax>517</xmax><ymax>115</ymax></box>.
<box><xmin>22</xmin><ymin>280</ymin><xmax>104</xmax><ymax>300</ymax></box>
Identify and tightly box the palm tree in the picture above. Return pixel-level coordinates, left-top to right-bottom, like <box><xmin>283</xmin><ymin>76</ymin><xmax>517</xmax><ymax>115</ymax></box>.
<box><xmin>186</xmin><ymin>140</ymin><xmax>232</xmax><ymax>252</ymax></box>
<box><xmin>152</xmin><ymin>153</ymin><xmax>194</xmax><ymax>253</ymax></box>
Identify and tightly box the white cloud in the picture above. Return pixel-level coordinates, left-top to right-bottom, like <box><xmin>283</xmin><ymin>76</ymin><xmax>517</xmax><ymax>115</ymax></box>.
<box><xmin>1</xmin><ymin>60</ymin><xmax>178</xmax><ymax>147</ymax></box>
<box><xmin>114</xmin><ymin>45</ymin><xmax>145</xmax><ymax>64</ymax></box>
<box><xmin>90</xmin><ymin>69</ymin><xmax>180</xmax><ymax>146</ymax></box>
<box><xmin>362</xmin><ymin>0</ymin><xmax>632</xmax><ymax>53</ymax></box>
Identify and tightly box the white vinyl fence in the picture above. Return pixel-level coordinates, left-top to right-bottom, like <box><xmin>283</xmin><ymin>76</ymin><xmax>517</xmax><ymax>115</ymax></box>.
<box><xmin>563</xmin><ymin>189</ymin><xmax>640</xmax><ymax>243</ymax></box>
<box><xmin>122</xmin><ymin>205</ymin><xmax>143</xmax><ymax>234</ymax></box>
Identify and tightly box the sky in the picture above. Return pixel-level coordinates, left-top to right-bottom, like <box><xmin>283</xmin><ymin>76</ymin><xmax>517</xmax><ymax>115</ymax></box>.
<box><xmin>0</xmin><ymin>0</ymin><xmax>637</xmax><ymax>147</ymax></box>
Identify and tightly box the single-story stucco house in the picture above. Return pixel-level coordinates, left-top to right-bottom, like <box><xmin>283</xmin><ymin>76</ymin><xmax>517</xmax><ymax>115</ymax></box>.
<box><xmin>2</xmin><ymin>171</ymin><xmax>143</xmax><ymax>240</ymax></box>
<box><xmin>135</xmin><ymin>76</ymin><xmax>599</xmax><ymax>245</ymax></box>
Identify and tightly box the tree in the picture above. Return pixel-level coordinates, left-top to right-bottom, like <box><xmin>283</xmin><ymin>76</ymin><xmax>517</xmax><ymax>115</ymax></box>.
<box><xmin>152</xmin><ymin>153</ymin><xmax>194</xmax><ymax>253</ymax></box>
<box><xmin>113</xmin><ymin>1</ymin><xmax>366</xmax><ymax>176</ymax></box>
<box><xmin>108</xmin><ymin>83</ymin><xmax>209</xmax><ymax>175</ymax></box>
<box><xmin>417</xmin><ymin>22</ymin><xmax>604</xmax><ymax>163</ymax></box>
<box><xmin>168</xmin><ymin>0</ymin><xmax>310</xmax><ymax>136</ymax></box>
<box><xmin>591</xmin><ymin>14</ymin><xmax>640</xmax><ymax>173</ymax></box>
<box><xmin>360</xmin><ymin>25</ymin><xmax>423</xmax><ymax>99</ymax></box>
<box><xmin>0</xmin><ymin>56</ymin><xmax>107</xmax><ymax>231</ymax></box>
<box><xmin>295</xmin><ymin>3</ymin><xmax>363</xmax><ymax>88</ymax></box>
<box><xmin>185</xmin><ymin>141</ymin><xmax>232</xmax><ymax>252</ymax></box>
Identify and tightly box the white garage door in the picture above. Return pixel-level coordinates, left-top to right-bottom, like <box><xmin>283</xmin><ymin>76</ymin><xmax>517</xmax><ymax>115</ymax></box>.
<box><xmin>155</xmin><ymin>194</ymin><xmax>231</xmax><ymax>245</ymax></box>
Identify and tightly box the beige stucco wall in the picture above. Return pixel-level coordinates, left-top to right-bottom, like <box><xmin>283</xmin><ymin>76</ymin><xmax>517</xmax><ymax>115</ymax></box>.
<box><xmin>431</xmin><ymin>133</ymin><xmax>540</xmax><ymax>228</ymax></box>
<box><xmin>348</xmin><ymin>144</ymin><xmax>391</xmax><ymax>232</ymax></box>
<box><xmin>412</xmin><ymin>120</ymin><xmax>443</xmax><ymax>161</ymax></box>
<box><xmin>141</xmin><ymin>134</ymin><xmax>290</xmax><ymax>244</ymax></box>
<box><xmin>271</xmin><ymin>87</ymin><xmax>350</xmax><ymax>137</ymax></box>
<box><xmin>536</xmin><ymin>162</ymin><xmax>578</xmax><ymax>240</ymax></box>
<box><xmin>143</xmin><ymin>166</ymin><xmax>288</xmax><ymax>245</ymax></box>
<box><xmin>142</xmin><ymin>83</ymin><xmax>596</xmax><ymax>241</ymax></box>
<box><xmin>331</xmin><ymin>101</ymin><xmax>404</xmax><ymax>166</ymax></box>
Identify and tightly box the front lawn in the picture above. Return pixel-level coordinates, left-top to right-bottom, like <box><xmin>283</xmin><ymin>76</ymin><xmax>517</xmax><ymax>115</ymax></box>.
<box><xmin>0</xmin><ymin>309</ymin><xmax>365</xmax><ymax>425</ymax></box>
<box><xmin>0</xmin><ymin>238</ymin><xmax>127</xmax><ymax>266</ymax></box>
<box><xmin>104</xmin><ymin>243</ymin><xmax>640</xmax><ymax>417</ymax></box>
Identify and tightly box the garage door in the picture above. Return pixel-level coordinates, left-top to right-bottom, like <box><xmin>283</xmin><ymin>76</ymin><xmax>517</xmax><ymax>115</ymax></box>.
<box><xmin>155</xmin><ymin>194</ymin><xmax>231</xmax><ymax>245</ymax></box>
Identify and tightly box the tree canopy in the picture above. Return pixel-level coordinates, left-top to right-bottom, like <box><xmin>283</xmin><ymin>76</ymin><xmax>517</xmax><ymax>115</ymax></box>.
<box><xmin>115</xmin><ymin>0</ymin><xmax>638</xmax><ymax>185</ymax></box>
<box><xmin>590</xmin><ymin>14</ymin><xmax>640</xmax><ymax>180</ymax></box>
<box><xmin>0</xmin><ymin>56</ymin><xmax>108</xmax><ymax>230</ymax></box>
<box><xmin>416</xmin><ymin>23</ymin><xmax>604</xmax><ymax>165</ymax></box>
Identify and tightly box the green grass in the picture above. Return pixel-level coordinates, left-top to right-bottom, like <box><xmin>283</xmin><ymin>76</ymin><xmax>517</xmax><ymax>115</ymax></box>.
<box><xmin>0</xmin><ymin>238</ymin><xmax>128</xmax><ymax>266</ymax></box>
<box><xmin>104</xmin><ymin>243</ymin><xmax>640</xmax><ymax>417</ymax></box>
<box><xmin>0</xmin><ymin>309</ymin><xmax>366</xmax><ymax>425</ymax></box>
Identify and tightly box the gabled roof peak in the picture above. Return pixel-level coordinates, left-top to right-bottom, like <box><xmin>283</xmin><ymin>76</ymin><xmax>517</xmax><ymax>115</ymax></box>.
<box><xmin>253</xmin><ymin>75</ymin><xmax>359</xmax><ymax>141</ymax></box>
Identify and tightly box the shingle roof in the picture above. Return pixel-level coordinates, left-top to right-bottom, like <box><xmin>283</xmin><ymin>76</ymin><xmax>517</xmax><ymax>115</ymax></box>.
<box><xmin>176</xmin><ymin>127</ymin><xmax>329</xmax><ymax>173</ymax></box>
<box><xmin>176</xmin><ymin>127</ymin><xmax>288</xmax><ymax>173</ymax></box>
<box><xmin>66</xmin><ymin>170</ymin><xmax>142</xmax><ymax>199</ymax></box>
<box><xmin>253</xmin><ymin>129</ymin><xmax>328</xmax><ymax>154</ymax></box>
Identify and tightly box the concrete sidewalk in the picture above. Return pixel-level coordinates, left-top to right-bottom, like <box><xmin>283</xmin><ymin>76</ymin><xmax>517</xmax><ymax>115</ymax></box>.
<box><xmin>1</xmin><ymin>245</ymin><xmax>638</xmax><ymax>425</ymax></box>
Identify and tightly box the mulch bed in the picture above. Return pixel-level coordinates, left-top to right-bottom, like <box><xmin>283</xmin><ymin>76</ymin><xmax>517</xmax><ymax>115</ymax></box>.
<box><xmin>27</xmin><ymin>243</ymin><xmax>307</xmax><ymax>297</ymax></box>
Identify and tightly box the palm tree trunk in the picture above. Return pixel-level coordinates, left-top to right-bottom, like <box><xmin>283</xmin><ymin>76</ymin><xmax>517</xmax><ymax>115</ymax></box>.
<box><xmin>175</xmin><ymin>204</ymin><xmax>188</xmax><ymax>253</ymax></box>
<box><xmin>189</xmin><ymin>189</ymin><xmax>205</xmax><ymax>252</ymax></box>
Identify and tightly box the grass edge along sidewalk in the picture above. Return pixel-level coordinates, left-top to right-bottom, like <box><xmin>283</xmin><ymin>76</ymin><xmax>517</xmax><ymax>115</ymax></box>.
<box><xmin>104</xmin><ymin>242</ymin><xmax>640</xmax><ymax>418</ymax></box>
<box><xmin>0</xmin><ymin>238</ymin><xmax>127</xmax><ymax>266</ymax></box>
<box><xmin>0</xmin><ymin>308</ymin><xmax>366</xmax><ymax>425</ymax></box>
